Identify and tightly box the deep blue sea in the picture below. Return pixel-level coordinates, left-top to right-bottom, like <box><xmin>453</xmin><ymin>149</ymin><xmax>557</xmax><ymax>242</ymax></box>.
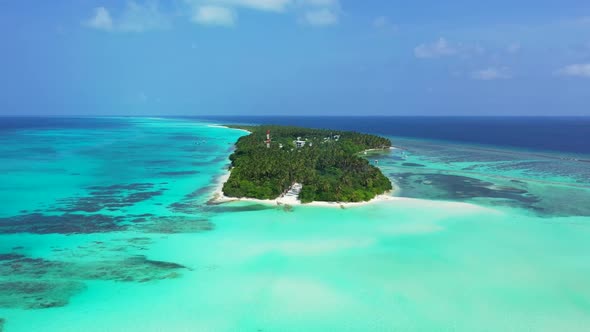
<box><xmin>197</xmin><ymin>116</ymin><xmax>590</xmax><ymax>156</ymax></box>
<box><xmin>3</xmin><ymin>116</ymin><xmax>588</xmax><ymax>155</ymax></box>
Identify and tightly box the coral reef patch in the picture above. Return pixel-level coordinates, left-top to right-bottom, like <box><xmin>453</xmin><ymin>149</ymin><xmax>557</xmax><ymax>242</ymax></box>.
<box><xmin>0</xmin><ymin>281</ymin><xmax>86</xmax><ymax>309</ymax></box>
<box><xmin>55</xmin><ymin>183</ymin><xmax>167</xmax><ymax>213</ymax></box>
<box><xmin>0</xmin><ymin>251</ymin><xmax>188</xmax><ymax>309</ymax></box>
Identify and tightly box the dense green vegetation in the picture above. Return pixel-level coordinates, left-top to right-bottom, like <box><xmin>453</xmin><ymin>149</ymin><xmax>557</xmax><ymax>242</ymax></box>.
<box><xmin>222</xmin><ymin>125</ymin><xmax>393</xmax><ymax>203</ymax></box>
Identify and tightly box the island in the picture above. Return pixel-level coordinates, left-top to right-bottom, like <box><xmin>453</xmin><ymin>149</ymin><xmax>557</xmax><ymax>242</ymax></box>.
<box><xmin>221</xmin><ymin>125</ymin><xmax>393</xmax><ymax>203</ymax></box>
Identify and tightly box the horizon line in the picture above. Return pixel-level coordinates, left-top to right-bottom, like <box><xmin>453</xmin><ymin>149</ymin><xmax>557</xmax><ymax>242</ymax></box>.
<box><xmin>2</xmin><ymin>114</ymin><xmax>590</xmax><ymax>118</ymax></box>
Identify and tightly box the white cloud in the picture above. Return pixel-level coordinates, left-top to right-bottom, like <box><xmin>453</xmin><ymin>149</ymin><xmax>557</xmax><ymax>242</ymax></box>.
<box><xmin>192</xmin><ymin>5</ymin><xmax>236</xmax><ymax>26</ymax></box>
<box><xmin>298</xmin><ymin>0</ymin><xmax>338</xmax><ymax>6</ymax></box>
<box><xmin>84</xmin><ymin>1</ymin><xmax>169</xmax><ymax>32</ymax></box>
<box><xmin>187</xmin><ymin>0</ymin><xmax>340</xmax><ymax>26</ymax></box>
<box><xmin>414</xmin><ymin>38</ymin><xmax>487</xmax><ymax>59</ymax></box>
<box><xmin>373</xmin><ymin>16</ymin><xmax>397</xmax><ymax>32</ymax></box>
<box><xmin>507</xmin><ymin>42</ymin><xmax>521</xmax><ymax>54</ymax></box>
<box><xmin>471</xmin><ymin>67</ymin><xmax>512</xmax><ymax>80</ymax></box>
<box><xmin>86</xmin><ymin>7</ymin><xmax>114</xmax><ymax>31</ymax></box>
<box><xmin>118</xmin><ymin>1</ymin><xmax>170</xmax><ymax>32</ymax></box>
<box><xmin>414</xmin><ymin>38</ymin><xmax>457</xmax><ymax>58</ymax></box>
<box><xmin>189</xmin><ymin>0</ymin><xmax>291</xmax><ymax>12</ymax></box>
<box><xmin>557</xmin><ymin>63</ymin><xmax>590</xmax><ymax>78</ymax></box>
<box><xmin>303</xmin><ymin>8</ymin><xmax>338</xmax><ymax>26</ymax></box>
<box><xmin>86</xmin><ymin>0</ymin><xmax>340</xmax><ymax>31</ymax></box>
<box><xmin>373</xmin><ymin>16</ymin><xmax>388</xmax><ymax>28</ymax></box>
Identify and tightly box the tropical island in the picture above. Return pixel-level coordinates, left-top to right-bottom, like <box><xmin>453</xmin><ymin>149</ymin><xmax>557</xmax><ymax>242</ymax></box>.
<box><xmin>221</xmin><ymin>125</ymin><xmax>393</xmax><ymax>203</ymax></box>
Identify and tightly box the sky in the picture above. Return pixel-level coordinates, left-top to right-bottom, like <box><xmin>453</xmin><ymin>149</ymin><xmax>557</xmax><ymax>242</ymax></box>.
<box><xmin>1</xmin><ymin>0</ymin><xmax>590</xmax><ymax>116</ymax></box>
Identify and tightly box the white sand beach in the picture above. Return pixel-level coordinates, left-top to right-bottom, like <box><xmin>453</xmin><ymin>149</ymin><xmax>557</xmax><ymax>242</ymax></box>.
<box><xmin>210</xmin><ymin>168</ymin><xmax>403</xmax><ymax>208</ymax></box>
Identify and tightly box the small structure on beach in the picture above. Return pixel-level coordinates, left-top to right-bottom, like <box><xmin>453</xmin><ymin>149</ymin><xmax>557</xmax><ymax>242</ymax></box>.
<box><xmin>278</xmin><ymin>183</ymin><xmax>303</xmax><ymax>205</ymax></box>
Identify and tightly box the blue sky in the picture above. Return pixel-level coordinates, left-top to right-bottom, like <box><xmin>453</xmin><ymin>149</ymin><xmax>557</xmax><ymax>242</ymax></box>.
<box><xmin>1</xmin><ymin>0</ymin><xmax>590</xmax><ymax>116</ymax></box>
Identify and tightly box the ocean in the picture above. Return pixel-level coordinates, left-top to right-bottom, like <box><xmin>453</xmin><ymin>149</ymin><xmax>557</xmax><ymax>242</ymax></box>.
<box><xmin>0</xmin><ymin>116</ymin><xmax>589</xmax><ymax>331</ymax></box>
<box><xmin>197</xmin><ymin>116</ymin><xmax>590</xmax><ymax>155</ymax></box>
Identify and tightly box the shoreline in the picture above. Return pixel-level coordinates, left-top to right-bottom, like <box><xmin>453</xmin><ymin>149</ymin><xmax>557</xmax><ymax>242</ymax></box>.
<box><xmin>209</xmin><ymin>123</ymin><xmax>398</xmax><ymax>208</ymax></box>
<box><xmin>207</xmin><ymin>124</ymin><xmax>252</xmax><ymax>134</ymax></box>
<box><xmin>209</xmin><ymin>170</ymin><xmax>398</xmax><ymax>208</ymax></box>
<box><xmin>209</xmin><ymin>172</ymin><xmax>492</xmax><ymax>212</ymax></box>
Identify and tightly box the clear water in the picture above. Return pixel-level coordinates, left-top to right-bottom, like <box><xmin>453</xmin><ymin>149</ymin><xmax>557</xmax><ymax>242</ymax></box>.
<box><xmin>0</xmin><ymin>117</ymin><xmax>589</xmax><ymax>331</ymax></box>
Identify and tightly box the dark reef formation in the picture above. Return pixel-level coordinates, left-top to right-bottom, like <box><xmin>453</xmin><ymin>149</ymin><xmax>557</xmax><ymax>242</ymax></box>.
<box><xmin>389</xmin><ymin>171</ymin><xmax>590</xmax><ymax>216</ymax></box>
<box><xmin>0</xmin><ymin>178</ymin><xmax>223</xmax><ymax>310</ymax></box>
<box><xmin>0</xmin><ymin>244</ymin><xmax>189</xmax><ymax>310</ymax></box>
<box><xmin>0</xmin><ymin>213</ymin><xmax>213</xmax><ymax>235</ymax></box>
<box><xmin>55</xmin><ymin>183</ymin><xmax>167</xmax><ymax>213</ymax></box>
<box><xmin>0</xmin><ymin>281</ymin><xmax>86</xmax><ymax>310</ymax></box>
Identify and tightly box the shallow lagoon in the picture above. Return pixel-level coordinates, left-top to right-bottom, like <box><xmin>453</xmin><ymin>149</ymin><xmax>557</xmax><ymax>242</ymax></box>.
<box><xmin>0</xmin><ymin>118</ymin><xmax>589</xmax><ymax>331</ymax></box>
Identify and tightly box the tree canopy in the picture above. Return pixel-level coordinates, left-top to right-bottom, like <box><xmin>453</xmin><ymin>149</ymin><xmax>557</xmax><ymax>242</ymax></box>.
<box><xmin>222</xmin><ymin>125</ymin><xmax>393</xmax><ymax>203</ymax></box>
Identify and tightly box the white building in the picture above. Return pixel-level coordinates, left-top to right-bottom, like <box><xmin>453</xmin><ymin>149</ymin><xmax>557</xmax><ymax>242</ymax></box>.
<box><xmin>294</xmin><ymin>139</ymin><xmax>306</xmax><ymax>148</ymax></box>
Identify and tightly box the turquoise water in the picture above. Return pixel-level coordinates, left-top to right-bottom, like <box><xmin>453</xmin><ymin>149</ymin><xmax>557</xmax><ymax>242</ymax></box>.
<box><xmin>1</xmin><ymin>117</ymin><xmax>589</xmax><ymax>331</ymax></box>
